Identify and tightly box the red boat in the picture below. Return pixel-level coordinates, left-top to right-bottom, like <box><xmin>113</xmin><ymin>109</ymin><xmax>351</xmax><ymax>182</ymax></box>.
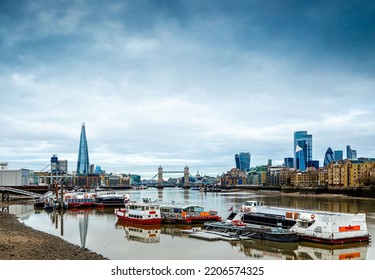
<box><xmin>65</xmin><ymin>197</ymin><xmax>95</xmax><ymax>208</ymax></box>
<box><xmin>114</xmin><ymin>198</ymin><xmax>162</xmax><ymax>225</ymax></box>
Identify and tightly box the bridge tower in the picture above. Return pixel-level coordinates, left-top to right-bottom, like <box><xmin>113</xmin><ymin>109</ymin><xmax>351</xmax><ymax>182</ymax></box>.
<box><xmin>158</xmin><ymin>166</ymin><xmax>163</xmax><ymax>187</ymax></box>
<box><xmin>184</xmin><ymin>165</ymin><xmax>190</xmax><ymax>188</ymax></box>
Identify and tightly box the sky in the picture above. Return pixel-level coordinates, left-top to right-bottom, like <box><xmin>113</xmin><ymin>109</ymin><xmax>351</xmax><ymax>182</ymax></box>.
<box><xmin>1</xmin><ymin>0</ymin><xmax>375</xmax><ymax>178</ymax></box>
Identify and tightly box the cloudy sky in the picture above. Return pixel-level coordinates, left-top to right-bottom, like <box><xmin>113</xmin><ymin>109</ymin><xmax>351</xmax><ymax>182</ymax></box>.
<box><xmin>1</xmin><ymin>0</ymin><xmax>375</xmax><ymax>178</ymax></box>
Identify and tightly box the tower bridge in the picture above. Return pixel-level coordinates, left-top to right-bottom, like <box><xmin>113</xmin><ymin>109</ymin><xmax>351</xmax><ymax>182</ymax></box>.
<box><xmin>155</xmin><ymin>165</ymin><xmax>191</xmax><ymax>188</ymax></box>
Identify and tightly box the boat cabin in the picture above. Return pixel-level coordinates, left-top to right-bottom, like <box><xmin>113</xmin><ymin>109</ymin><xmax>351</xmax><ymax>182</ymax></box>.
<box><xmin>240</xmin><ymin>200</ymin><xmax>264</xmax><ymax>212</ymax></box>
<box><xmin>160</xmin><ymin>204</ymin><xmax>219</xmax><ymax>222</ymax></box>
<box><xmin>161</xmin><ymin>204</ymin><xmax>205</xmax><ymax>215</ymax></box>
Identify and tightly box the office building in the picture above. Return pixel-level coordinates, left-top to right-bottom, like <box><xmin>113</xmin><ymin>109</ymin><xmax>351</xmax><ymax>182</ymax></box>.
<box><xmin>294</xmin><ymin>131</ymin><xmax>312</xmax><ymax>171</ymax></box>
<box><xmin>50</xmin><ymin>154</ymin><xmax>68</xmax><ymax>174</ymax></box>
<box><xmin>76</xmin><ymin>122</ymin><xmax>90</xmax><ymax>174</ymax></box>
<box><xmin>235</xmin><ymin>152</ymin><xmax>251</xmax><ymax>171</ymax></box>
<box><xmin>284</xmin><ymin>157</ymin><xmax>294</xmax><ymax>168</ymax></box>
<box><xmin>51</xmin><ymin>154</ymin><xmax>58</xmax><ymax>173</ymax></box>
<box><xmin>346</xmin><ymin>145</ymin><xmax>358</xmax><ymax>160</ymax></box>
<box><xmin>324</xmin><ymin>147</ymin><xmax>335</xmax><ymax>167</ymax></box>
<box><xmin>307</xmin><ymin>160</ymin><xmax>320</xmax><ymax>170</ymax></box>
<box><xmin>334</xmin><ymin>150</ymin><xmax>343</xmax><ymax>161</ymax></box>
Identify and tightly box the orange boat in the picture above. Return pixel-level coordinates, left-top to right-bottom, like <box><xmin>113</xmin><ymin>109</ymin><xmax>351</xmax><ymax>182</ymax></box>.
<box><xmin>160</xmin><ymin>203</ymin><xmax>221</xmax><ymax>224</ymax></box>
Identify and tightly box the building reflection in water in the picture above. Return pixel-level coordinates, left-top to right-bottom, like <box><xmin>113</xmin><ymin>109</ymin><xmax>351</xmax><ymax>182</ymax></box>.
<box><xmin>78</xmin><ymin>212</ymin><xmax>89</xmax><ymax>248</ymax></box>
<box><xmin>46</xmin><ymin>209</ymin><xmax>91</xmax><ymax>248</ymax></box>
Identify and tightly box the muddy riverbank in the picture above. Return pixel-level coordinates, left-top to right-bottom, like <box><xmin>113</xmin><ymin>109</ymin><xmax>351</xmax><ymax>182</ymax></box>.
<box><xmin>0</xmin><ymin>210</ymin><xmax>107</xmax><ymax>260</ymax></box>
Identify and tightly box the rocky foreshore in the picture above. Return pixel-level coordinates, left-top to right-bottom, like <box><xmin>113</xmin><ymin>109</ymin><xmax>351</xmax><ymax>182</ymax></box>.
<box><xmin>0</xmin><ymin>211</ymin><xmax>108</xmax><ymax>260</ymax></box>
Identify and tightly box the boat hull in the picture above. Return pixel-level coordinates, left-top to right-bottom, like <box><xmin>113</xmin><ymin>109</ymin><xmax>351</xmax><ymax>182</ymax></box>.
<box><xmin>65</xmin><ymin>198</ymin><xmax>95</xmax><ymax>208</ymax></box>
<box><xmin>298</xmin><ymin>234</ymin><xmax>371</xmax><ymax>244</ymax></box>
<box><xmin>204</xmin><ymin>221</ymin><xmax>299</xmax><ymax>242</ymax></box>
<box><xmin>115</xmin><ymin>205</ymin><xmax>162</xmax><ymax>225</ymax></box>
<box><xmin>116</xmin><ymin>214</ymin><xmax>162</xmax><ymax>225</ymax></box>
<box><xmin>95</xmin><ymin>198</ymin><xmax>127</xmax><ymax>207</ymax></box>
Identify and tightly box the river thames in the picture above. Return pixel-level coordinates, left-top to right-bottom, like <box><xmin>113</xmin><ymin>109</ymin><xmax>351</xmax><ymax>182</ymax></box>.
<box><xmin>5</xmin><ymin>188</ymin><xmax>375</xmax><ymax>260</ymax></box>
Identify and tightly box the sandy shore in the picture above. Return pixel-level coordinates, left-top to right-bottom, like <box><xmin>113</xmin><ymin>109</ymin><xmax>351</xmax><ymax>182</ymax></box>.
<box><xmin>0</xmin><ymin>209</ymin><xmax>107</xmax><ymax>260</ymax></box>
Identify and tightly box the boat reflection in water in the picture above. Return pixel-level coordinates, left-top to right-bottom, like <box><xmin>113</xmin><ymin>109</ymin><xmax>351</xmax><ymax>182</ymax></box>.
<box><xmin>115</xmin><ymin>221</ymin><xmax>161</xmax><ymax>243</ymax></box>
<box><xmin>238</xmin><ymin>238</ymin><xmax>369</xmax><ymax>260</ymax></box>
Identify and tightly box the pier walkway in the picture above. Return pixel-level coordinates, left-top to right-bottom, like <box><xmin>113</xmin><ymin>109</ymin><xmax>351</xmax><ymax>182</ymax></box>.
<box><xmin>0</xmin><ymin>187</ymin><xmax>43</xmax><ymax>202</ymax></box>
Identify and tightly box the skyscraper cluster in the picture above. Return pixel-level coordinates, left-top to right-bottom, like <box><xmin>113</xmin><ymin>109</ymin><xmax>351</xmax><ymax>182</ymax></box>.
<box><xmin>292</xmin><ymin>131</ymin><xmax>357</xmax><ymax>170</ymax></box>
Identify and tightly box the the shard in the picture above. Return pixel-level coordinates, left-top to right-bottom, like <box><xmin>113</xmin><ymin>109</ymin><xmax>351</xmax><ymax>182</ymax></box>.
<box><xmin>76</xmin><ymin>122</ymin><xmax>90</xmax><ymax>174</ymax></box>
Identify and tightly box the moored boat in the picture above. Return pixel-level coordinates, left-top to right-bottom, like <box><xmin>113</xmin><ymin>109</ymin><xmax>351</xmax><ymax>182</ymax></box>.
<box><xmin>64</xmin><ymin>191</ymin><xmax>96</xmax><ymax>208</ymax></box>
<box><xmin>232</xmin><ymin>200</ymin><xmax>371</xmax><ymax>244</ymax></box>
<box><xmin>65</xmin><ymin>197</ymin><xmax>95</xmax><ymax>208</ymax></box>
<box><xmin>94</xmin><ymin>191</ymin><xmax>130</xmax><ymax>207</ymax></box>
<box><xmin>160</xmin><ymin>203</ymin><xmax>221</xmax><ymax>224</ymax></box>
<box><xmin>203</xmin><ymin>220</ymin><xmax>298</xmax><ymax>242</ymax></box>
<box><xmin>114</xmin><ymin>197</ymin><xmax>162</xmax><ymax>225</ymax></box>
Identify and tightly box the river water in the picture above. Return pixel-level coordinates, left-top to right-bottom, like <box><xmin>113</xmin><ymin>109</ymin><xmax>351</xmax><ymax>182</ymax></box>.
<box><xmin>5</xmin><ymin>188</ymin><xmax>375</xmax><ymax>260</ymax></box>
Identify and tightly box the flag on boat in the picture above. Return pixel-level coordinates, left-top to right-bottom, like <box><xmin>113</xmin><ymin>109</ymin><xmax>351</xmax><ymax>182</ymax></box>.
<box><xmin>228</xmin><ymin>206</ymin><xmax>233</xmax><ymax>211</ymax></box>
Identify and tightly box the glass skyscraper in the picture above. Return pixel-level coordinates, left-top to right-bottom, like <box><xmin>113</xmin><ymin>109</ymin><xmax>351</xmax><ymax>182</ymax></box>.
<box><xmin>334</xmin><ymin>150</ymin><xmax>343</xmax><ymax>161</ymax></box>
<box><xmin>235</xmin><ymin>152</ymin><xmax>251</xmax><ymax>171</ymax></box>
<box><xmin>294</xmin><ymin>131</ymin><xmax>312</xmax><ymax>171</ymax></box>
<box><xmin>346</xmin><ymin>145</ymin><xmax>357</xmax><ymax>160</ymax></box>
<box><xmin>284</xmin><ymin>157</ymin><xmax>294</xmax><ymax>168</ymax></box>
<box><xmin>76</xmin><ymin>122</ymin><xmax>90</xmax><ymax>174</ymax></box>
<box><xmin>324</xmin><ymin>147</ymin><xmax>335</xmax><ymax>166</ymax></box>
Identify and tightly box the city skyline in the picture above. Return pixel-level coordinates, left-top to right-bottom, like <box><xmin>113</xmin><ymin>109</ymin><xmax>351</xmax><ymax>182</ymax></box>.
<box><xmin>1</xmin><ymin>1</ymin><xmax>375</xmax><ymax>177</ymax></box>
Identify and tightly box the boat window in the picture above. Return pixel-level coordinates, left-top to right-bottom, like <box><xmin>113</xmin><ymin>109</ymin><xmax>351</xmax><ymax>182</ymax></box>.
<box><xmin>195</xmin><ymin>207</ymin><xmax>204</xmax><ymax>212</ymax></box>
<box><xmin>298</xmin><ymin>220</ymin><xmax>315</xmax><ymax>228</ymax></box>
<box><xmin>314</xmin><ymin>226</ymin><xmax>322</xmax><ymax>233</ymax></box>
<box><xmin>298</xmin><ymin>221</ymin><xmax>309</xmax><ymax>228</ymax></box>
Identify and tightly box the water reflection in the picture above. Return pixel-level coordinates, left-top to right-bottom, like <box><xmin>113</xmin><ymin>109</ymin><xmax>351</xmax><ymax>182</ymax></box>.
<box><xmin>78</xmin><ymin>213</ymin><xmax>89</xmax><ymax>248</ymax></box>
<box><xmin>238</xmin><ymin>239</ymin><xmax>369</xmax><ymax>260</ymax></box>
<box><xmin>115</xmin><ymin>221</ymin><xmax>161</xmax><ymax>243</ymax></box>
<box><xmin>9</xmin><ymin>189</ymin><xmax>375</xmax><ymax>260</ymax></box>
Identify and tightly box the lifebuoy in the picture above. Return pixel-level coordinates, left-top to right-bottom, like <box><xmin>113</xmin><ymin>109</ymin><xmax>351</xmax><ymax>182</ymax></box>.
<box><xmin>311</xmin><ymin>214</ymin><xmax>316</xmax><ymax>219</ymax></box>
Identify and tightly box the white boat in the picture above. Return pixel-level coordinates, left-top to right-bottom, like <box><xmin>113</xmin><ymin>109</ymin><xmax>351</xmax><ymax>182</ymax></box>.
<box><xmin>230</xmin><ymin>200</ymin><xmax>370</xmax><ymax>244</ymax></box>
<box><xmin>114</xmin><ymin>197</ymin><xmax>162</xmax><ymax>225</ymax></box>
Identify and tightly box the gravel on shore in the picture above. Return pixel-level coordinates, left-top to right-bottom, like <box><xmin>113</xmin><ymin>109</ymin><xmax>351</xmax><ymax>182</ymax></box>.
<box><xmin>0</xmin><ymin>211</ymin><xmax>108</xmax><ymax>260</ymax></box>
